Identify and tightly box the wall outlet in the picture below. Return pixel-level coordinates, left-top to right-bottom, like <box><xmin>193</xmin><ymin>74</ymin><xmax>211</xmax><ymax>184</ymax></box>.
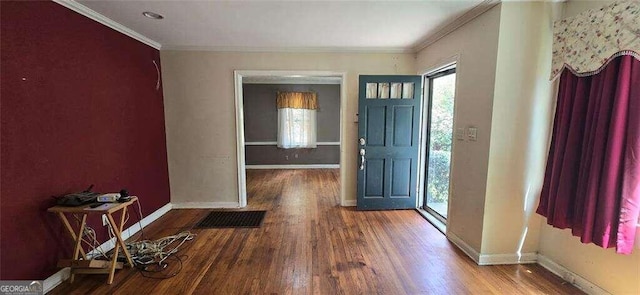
<box><xmin>102</xmin><ymin>214</ymin><xmax>108</xmax><ymax>226</ymax></box>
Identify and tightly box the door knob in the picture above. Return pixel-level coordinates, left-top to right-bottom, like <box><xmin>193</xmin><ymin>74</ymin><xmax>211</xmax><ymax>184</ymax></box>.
<box><xmin>359</xmin><ymin>148</ymin><xmax>366</xmax><ymax>170</ymax></box>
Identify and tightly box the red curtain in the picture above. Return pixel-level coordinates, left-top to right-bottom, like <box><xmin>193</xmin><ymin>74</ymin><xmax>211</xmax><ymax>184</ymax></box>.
<box><xmin>537</xmin><ymin>55</ymin><xmax>640</xmax><ymax>254</ymax></box>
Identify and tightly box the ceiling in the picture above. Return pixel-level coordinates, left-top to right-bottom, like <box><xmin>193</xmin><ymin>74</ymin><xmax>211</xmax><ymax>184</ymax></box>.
<box><xmin>76</xmin><ymin>0</ymin><xmax>491</xmax><ymax>52</ymax></box>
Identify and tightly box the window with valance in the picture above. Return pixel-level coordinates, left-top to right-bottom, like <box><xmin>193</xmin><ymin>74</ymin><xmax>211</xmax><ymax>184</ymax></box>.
<box><xmin>537</xmin><ymin>0</ymin><xmax>640</xmax><ymax>254</ymax></box>
<box><xmin>276</xmin><ymin>91</ymin><xmax>318</xmax><ymax>149</ymax></box>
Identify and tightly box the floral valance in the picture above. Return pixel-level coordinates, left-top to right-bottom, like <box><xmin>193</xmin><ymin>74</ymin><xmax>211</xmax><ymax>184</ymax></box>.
<box><xmin>550</xmin><ymin>1</ymin><xmax>640</xmax><ymax>80</ymax></box>
<box><xmin>276</xmin><ymin>92</ymin><xmax>318</xmax><ymax>110</ymax></box>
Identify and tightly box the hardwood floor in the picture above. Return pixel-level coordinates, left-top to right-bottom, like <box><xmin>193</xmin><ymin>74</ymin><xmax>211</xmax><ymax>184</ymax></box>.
<box><xmin>50</xmin><ymin>169</ymin><xmax>583</xmax><ymax>294</ymax></box>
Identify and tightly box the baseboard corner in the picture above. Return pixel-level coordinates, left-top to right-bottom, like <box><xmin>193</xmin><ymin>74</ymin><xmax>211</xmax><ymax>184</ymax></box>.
<box><xmin>341</xmin><ymin>199</ymin><xmax>356</xmax><ymax>207</ymax></box>
<box><xmin>446</xmin><ymin>232</ymin><xmax>481</xmax><ymax>264</ymax></box>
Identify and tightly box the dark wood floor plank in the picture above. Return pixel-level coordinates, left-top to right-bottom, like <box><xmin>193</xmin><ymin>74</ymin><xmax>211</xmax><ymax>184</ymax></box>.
<box><xmin>49</xmin><ymin>169</ymin><xmax>583</xmax><ymax>295</ymax></box>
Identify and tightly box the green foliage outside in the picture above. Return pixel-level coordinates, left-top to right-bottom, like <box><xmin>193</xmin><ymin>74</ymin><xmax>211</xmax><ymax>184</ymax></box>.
<box><xmin>426</xmin><ymin>150</ymin><xmax>451</xmax><ymax>203</ymax></box>
<box><xmin>426</xmin><ymin>74</ymin><xmax>455</xmax><ymax>204</ymax></box>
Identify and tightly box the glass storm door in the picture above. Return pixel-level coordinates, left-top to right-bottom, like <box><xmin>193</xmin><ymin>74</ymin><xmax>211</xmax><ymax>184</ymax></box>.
<box><xmin>357</xmin><ymin>75</ymin><xmax>422</xmax><ymax>210</ymax></box>
<box><xmin>424</xmin><ymin>68</ymin><xmax>456</xmax><ymax>221</ymax></box>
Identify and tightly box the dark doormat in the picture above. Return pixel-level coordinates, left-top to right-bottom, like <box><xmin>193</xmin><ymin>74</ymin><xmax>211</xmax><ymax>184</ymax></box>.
<box><xmin>195</xmin><ymin>210</ymin><xmax>266</xmax><ymax>228</ymax></box>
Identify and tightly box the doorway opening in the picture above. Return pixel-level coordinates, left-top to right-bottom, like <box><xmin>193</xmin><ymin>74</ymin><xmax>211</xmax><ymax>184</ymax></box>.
<box><xmin>234</xmin><ymin>71</ymin><xmax>346</xmax><ymax>207</ymax></box>
<box><xmin>422</xmin><ymin>65</ymin><xmax>456</xmax><ymax>227</ymax></box>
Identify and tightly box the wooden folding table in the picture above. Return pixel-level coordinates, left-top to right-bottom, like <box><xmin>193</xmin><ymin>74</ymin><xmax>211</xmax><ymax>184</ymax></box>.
<box><xmin>48</xmin><ymin>197</ymin><xmax>138</xmax><ymax>284</ymax></box>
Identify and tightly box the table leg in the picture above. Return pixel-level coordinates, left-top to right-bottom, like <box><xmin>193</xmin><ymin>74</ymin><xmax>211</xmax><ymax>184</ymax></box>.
<box><xmin>70</xmin><ymin>214</ymin><xmax>87</xmax><ymax>283</ymax></box>
<box><xmin>57</xmin><ymin>212</ymin><xmax>87</xmax><ymax>260</ymax></box>
<box><xmin>106</xmin><ymin>214</ymin><xmax>121</xmax><ymax>285</ymax></box>
<box><xmin>107</xmin><ymin>207</ymin><xmax>134</xmax><ymax>267</ymax></box>
<box><xmin>105</xmin><ymin>207</ymin><xmax>134</xmax><ymax>284</ymax></box>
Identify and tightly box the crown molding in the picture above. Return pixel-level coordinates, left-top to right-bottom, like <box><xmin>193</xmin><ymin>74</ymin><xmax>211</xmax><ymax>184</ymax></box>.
<box><xmin>52</xmin><ymin>0</ymin><xmax>161</xmax><ymax>50</ymax></box>
<box><xmin>412</xmin><ymin>0</ymin><xmax>501</xmax><ymax>52</ymax></box>
<box><xmin>160</xmin><ymin>45</ymin><xmax>412</xmax><ymax>54</ymax></box>
<box><xmin>243</xmin><ymin>76</ymin><xmax>341</xmax><ymax>85</ymax></box>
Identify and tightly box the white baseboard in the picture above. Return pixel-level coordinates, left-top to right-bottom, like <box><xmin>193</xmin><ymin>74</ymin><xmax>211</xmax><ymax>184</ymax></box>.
<box><xmin>478</xmin><ymin>252</ymin><xmax>538</xmax><ymax>265</ymax></box>
<box><xmin>446</xmin><ymin>233</ymin><xmax>537</xmax><ymax>266</ymax></box>
<box><xmin>85</xmin><ymin>203</ymin><xmax>173</xmax><ymax>258</ymax></box>
<box><xmin>43</xmin><ymin>268</ymin><xmax>70</xmax><ymax>294</ymax></box>
<box><xmin>537</xmin><ymin>254</ymin><xmax>609</xmax><ymax>295</ymax></box>
<box><xmin>171</xmin><ymin>202</ymin><xmax>240</xmax><ymax>209</ymax></box>
<box><xmin>123</xmin><ymin>203</ymin><xmax>172</xmax><ymax>239</ymax></box>
<box><xmin>43</xmin><ymin>202</ymin><xmax>173</xmax><ymax>294</ymax></box>
<box><xmin>341</xmin><ymin>199</ymin><xmax>356</xmax><ymax>207</ymax></box>
<box><xmin>447</xmin><ymin>232</ymin><xmax>480</xmax><ymax>263</ymax></box>
<box><xmin>246</xmin><ymin>164</ymin><xmax>339</xmax><ymax>169</ymax></box>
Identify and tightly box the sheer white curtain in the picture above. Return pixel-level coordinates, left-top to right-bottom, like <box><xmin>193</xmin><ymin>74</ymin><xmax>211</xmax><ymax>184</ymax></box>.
<box><xmin>277</xmin><ymin>108</ymin><xmax>317</xmax><ymax>148</ymax></box>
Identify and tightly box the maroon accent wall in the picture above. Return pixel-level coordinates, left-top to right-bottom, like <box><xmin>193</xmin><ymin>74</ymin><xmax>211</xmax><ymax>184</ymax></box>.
<box><xmin>1</xmin><ymin>1</ymin><xmax>171</xmax><ymax>280</ymax></box>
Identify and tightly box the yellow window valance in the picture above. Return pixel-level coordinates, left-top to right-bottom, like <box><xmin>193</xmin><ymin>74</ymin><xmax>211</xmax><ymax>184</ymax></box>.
<box><xmin>276</xmin><ymin>92</ymin><xmax>318</xmax><ymax>110</ymax></box>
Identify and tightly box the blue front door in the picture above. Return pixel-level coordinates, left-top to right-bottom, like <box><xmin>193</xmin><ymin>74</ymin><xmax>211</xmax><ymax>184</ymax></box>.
<box><xmin>357</xmin><ymin>75</ymin><xmax>422</xmax><ymax>210</ymax></box>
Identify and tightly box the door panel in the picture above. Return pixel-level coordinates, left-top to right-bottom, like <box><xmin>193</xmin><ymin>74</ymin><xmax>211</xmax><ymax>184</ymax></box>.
<box><xmin>357</xmin><ymin>75</ymin><xmax>422</xmax><ymax>210</ymax></box>
<box><xmin>364</xmin><ymin>158</ymin><xmax>385</xmax><ymax>198</ymax></box>
<box><xmin>366</xmin><ymin>106</ymin><xmax>386</xmax><ymax>147</ymax></box>
<box><xmin>390</xmin><ymin>158</ymin><xmax>411</xmax><ymax>197</ymax></box>
<box><xmin>392</xmin><ymin>106</ymin><xmax>414</xmax><ymax>147</ymax></box>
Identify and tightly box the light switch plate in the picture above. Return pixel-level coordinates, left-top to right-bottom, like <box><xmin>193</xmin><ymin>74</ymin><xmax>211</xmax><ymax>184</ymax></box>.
<box><xmin>468</xmin><ymin>127</ymin><xmax>478</xmax><ymax>141</ymax></box>
<box><xmin>456</xmin><ymin>128</ymin><xmax>465</xmax><ymax>140</ymax></box>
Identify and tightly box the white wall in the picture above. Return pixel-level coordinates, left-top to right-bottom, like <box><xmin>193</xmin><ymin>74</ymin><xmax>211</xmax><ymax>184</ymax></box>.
<box><xmin>416</xmin><ymin>5</ymin><xmax>501</xmax><ymax>252</ymax></box>
<box><xmin>536</xmin><ymin>1</ymin><xmax>640</xmax><ymax>294</ymax></box>
<box><xmin>481</xmin><ymin>1</ymin><xmax>560</xmax><ymax>256</ymax></box>
<box><xmin>160</xmin><ymin>51</ymin><xmax>416</xmax><ymax>205</ymax></box>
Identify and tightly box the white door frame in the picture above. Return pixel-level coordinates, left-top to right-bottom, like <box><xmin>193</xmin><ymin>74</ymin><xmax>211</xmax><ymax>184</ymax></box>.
<box><xmin>233</xmin><ymin>70</ymin><xmax>347</xmax><ymax>207</ymax></box>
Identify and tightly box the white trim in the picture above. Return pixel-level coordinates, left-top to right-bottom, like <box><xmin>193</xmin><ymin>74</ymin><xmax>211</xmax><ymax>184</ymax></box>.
<box><xmin>245</xmin><ymin>141</ymin><xmax>340</xmax><ymax>146</ymax></box>
<box><xmin>447</xmin><ymin>233</ymin><xmax>539</xmax><ymax>266</ymax></box>
<box><xmin>161</xmin><ymin>45</ymin><xmax>410</xmax><ymax>54</ymax></box>
<box><xmin>412</xmin><ymin>0</ymin><xmax>500</xmax><ymax>52</ymax></box>
<box><xmin>171</xmin><ymin>202</ymin><xmax>240</xmax><ymax>209</ymax></box>
<box><xmin>235</xmin><ymin>70</ymin><xmax>346</xmax><ymax>209</ymax></box>
<box><xmin>446</xmin><ymin>232</ymin><xmax>480</xmax><ymax>263</ymax></box>
<box><xmin>341</xmin><ymin>199</ymin><xmax>356</xmax><ymax>207</ymax></box>
<box><xmin>245</xmin><ymin>141</ymin><xmax>278</xmax><ymax>146</ymax></box>
<box><xmin>43</xmin><ymin>202</ymin><xmax>172</xmax><ymax>293</ymax></box>
<box><xmin>416</xmin><ymin>208</ymin><xmax>446</xmax><ymax>234</ymax></box>
<box><xmin>243</xmin><ymin>76</ymin><xmax>341</xmax><ymax>85</ymax></box>
<box><xmin>121</xmin><ymin>203</ymin><xmax>172</xmax><ymax>239</ymax></box>
<box><xmin>338</xmin><ymin>73</ymin><xmax>347</xmax><ymax>208</ymax></box>
<box><xmin>478</xmin><ymin>253</ymin><xmax>538</xmax><ymax>265</ymax></box>
<box><xmin>234</xmin><ymin>72</ymin><xmax>248</xmax><ymax>208</ymax></box>
<box><xmin>246</xmin><ymin>164</ymin><xmax>339</xmax><ymax>170</ymax></box>
<box><xmin>52</xmin><ymin>0</ymin><xmax>161</xmax><ymax>49</ymax></box>
<box><xmin>537</xmin><ymin>254</ymin><xmax>610</xmax><ymax>295</ymax></box>
<box><xmin>44</xmin><ymin>268</ymin><xmax>71</xmax><ymax>294</ymax></box>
